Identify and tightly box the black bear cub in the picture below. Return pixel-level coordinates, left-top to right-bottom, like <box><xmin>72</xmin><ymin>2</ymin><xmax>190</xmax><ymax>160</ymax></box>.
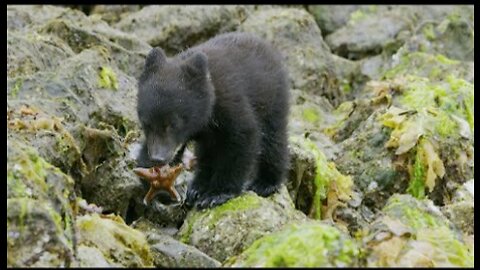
<box><xmin>136</xmin><ymin>32</ymin><xmax>290</xmax><ymax>209</ymax></box>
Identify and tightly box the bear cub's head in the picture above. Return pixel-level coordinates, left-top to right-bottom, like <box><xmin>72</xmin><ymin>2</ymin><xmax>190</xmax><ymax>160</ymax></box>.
<box><xmin>137</xmin><ymin>47</ymin><xmax>215</xmax><ymax>165</ymax></box>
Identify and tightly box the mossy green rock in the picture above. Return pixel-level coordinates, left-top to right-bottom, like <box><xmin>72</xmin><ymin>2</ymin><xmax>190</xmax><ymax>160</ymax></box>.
<box><xmin>7</xmin><ymin>140</ymin><xmax>77</xmax><ymax>267</ymax></box>
<box><xmin>75</xmin><ymin>214</ymin><xmax>153</xmax><ymax>267</ymax></box>
<box><xmin>364</xmin><ymin>194</ymin><xmax>473</xmax><ymax>267</ymax></box>
<box><xmin>177</xmin><ymin>187</ymin><xmax>306</xmax><ymax>262</ymax></box>
<box><xmin>7</xmin><ymin>198</ymin><xmax>74</xmax><ymax>267</ymax></box>
<box><xmin>226</xmin><ymin>221</ymin><xmax>359</xmax><ymax>267</ymax></box>
<box><xmin>384</xmin><ymin>51</ymin><xmax>473</xmax><ymax>83</ymax></box>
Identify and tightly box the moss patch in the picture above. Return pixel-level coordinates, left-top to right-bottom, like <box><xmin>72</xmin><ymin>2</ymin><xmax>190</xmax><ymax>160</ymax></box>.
<box><xmin>228</xmin><ymin>222</ymin><xmax>359</xmax><ymax>267</ymax></box>
<box><xmin>98</xmin><ymin>66</ymin><xmax>118</xmax><ymax>90</ymax></box>
<box><xmin>382</xmin><ymin>194</ymin><xmax>445</xmax><ymax>231</ymax></box>
<box><xmin>301</xmin><ymin>107</ymin><xmax>320</xmax><ymax>124</ymax></box>
<box><xmin>179</xmin><ymin>193</ymin><xmax>263</xmax><ymax>243</ymax></box>
<box><xmin>383</xmin><ymin>52</ymin><xmax>466</xmax><ymax>82</ymax></box>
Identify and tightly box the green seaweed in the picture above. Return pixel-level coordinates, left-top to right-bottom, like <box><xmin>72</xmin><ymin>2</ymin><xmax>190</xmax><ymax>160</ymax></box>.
<box><xmin>407</xmin><ymin>143</ymin><xmax>426</xmax><ymax>199</ymax></box>
<box><xmin>98</xmin><ymin>66</ymin><xmax>118</xmax><ymax>90</ymax></box>
<box><xmin>290</xmin><ymin>136</ymin><xmax>352</xmax><ymax>219</ymax></box>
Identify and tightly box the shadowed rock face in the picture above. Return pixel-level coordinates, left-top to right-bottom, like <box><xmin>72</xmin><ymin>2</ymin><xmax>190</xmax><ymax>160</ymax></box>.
<box><xmin>7</xmin><ymin>4</ymin><xmax>473</xmax><ymax>267</ymax></box>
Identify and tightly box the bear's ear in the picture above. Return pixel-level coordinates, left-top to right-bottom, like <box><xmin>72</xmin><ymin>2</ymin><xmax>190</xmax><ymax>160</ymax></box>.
<box><xmin>145</xmin><ymin>47</ymin><xmax>166</xmax><ymax>71</ymax></box>
<box><xmin>182</xmin><ymin>52</ymin><xmax>208</xmax><ymax>79</ymax></box>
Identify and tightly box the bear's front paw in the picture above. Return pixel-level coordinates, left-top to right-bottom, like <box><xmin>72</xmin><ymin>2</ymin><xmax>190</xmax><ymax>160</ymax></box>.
<box><xmin>247</xmin><ymin>182</ymin><xmax>280</xmax><ymax>197</ymax></box>
<box><xmin>185</xmin><ymin>186</ymin><xmax>200</xmax><ymax>208</ymax></box>
<box><xmin>195</xmin><ymin>192</ymin><xmax>237</xmax><ymax>209</ymax></box>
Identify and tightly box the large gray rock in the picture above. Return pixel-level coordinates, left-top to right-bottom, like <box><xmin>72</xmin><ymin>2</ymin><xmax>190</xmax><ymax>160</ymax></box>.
<box><xmin>7</xmin><ymin>38</ymin><xmax>144</xmax><ymax>218</ymax></box>
<box><xmin>401</xmin><ymin>6</ymin><xmax>474</xmax><ymax>62</ymax></box>
<box><xmin>325</xmin><ymin>7</ymin><xmax>414</xmax><ymax>60</ymax></box>
<box><xmin>7</xmin><ymin>5</ymin><xmax>151</xmax><ymax>78</ymax></box>
<box><xmin>441</xmin><ymin>179</ymin><xmax>474</xmax><ymax>235</ymax></box>
<box><xmin>114</xmin><ymin>5</ymin><xmax>249</xmax><ymax>55</ymax></box>
<box><xmin>133</xmin><ymin>218</ymin><xmax>221</xmax><ymax>267</ymax></box>
<box><xmin>307</xmin><ymin>5</ymin><xmax>361</xmax><ymax>35</ymax></box>
<box><xmin>325</xmin><ymin>5</ymin><xmax>472</xmax><ymax>61</ymax></box>
<box><xmin>239</xmin><ymin>8</ymin><xmax>347</xmax><ymax>105</ymax></box>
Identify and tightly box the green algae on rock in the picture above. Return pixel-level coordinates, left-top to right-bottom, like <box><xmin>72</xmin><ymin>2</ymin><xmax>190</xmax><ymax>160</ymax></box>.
<box><xmin>383</xmin><ymin>51</ymin><xmax>473</xmax><ymax>83</ymax></box>
<box><xmin>7</xmin><ymin>198</ymin><xmax>74</xmax><ymax>267</ymax></box>
<box><xmin>226</xmin><ymin>221</ymin><xmax>359</xmax><ymax>267</ymax></box>
<box><xmin>177</xmin><ymin>187</ymin><xmax>306</xmax><ymax>262</ymax></box>
<box><xmin>364</xmin><ymin>194</ymin><xmax>473</xmax><ymax>267</ymax></box>
<box><xmin>7</xmin><ymin>139</ymin><xmax>78</xmax><ymax>267</ymax></box>
<box><xmin>289</xmin><ymin>136</ymin><xmax>353</xmax><ymax>220</ymax></box>
<box><xmin>75</xmin><ymin>213</ymin><xmax>153</xmax><ymax>267</ymax></box>
<box><xmin>98</xmin><ymin>66</ymin><xmax>119</xmax><ymax>90</ymax></box>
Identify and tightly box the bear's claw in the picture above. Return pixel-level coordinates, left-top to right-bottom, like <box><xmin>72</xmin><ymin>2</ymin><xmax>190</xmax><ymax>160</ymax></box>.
<box><xmin>194</xmin><ymin>193</ymin><xmax>236</xmax><ymax>209</ymax></box>
<box><xmin>247</xmin><ymin>182</ymin><xmax>280</xmax><ymax>197</ymax></box>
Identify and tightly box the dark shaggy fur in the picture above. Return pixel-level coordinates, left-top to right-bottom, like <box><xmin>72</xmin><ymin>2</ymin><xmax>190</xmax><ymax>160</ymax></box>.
<box><xmin>136</xmin><ymin>32</ymin><xmax>290</xmax><ymax>209</ymax></box>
